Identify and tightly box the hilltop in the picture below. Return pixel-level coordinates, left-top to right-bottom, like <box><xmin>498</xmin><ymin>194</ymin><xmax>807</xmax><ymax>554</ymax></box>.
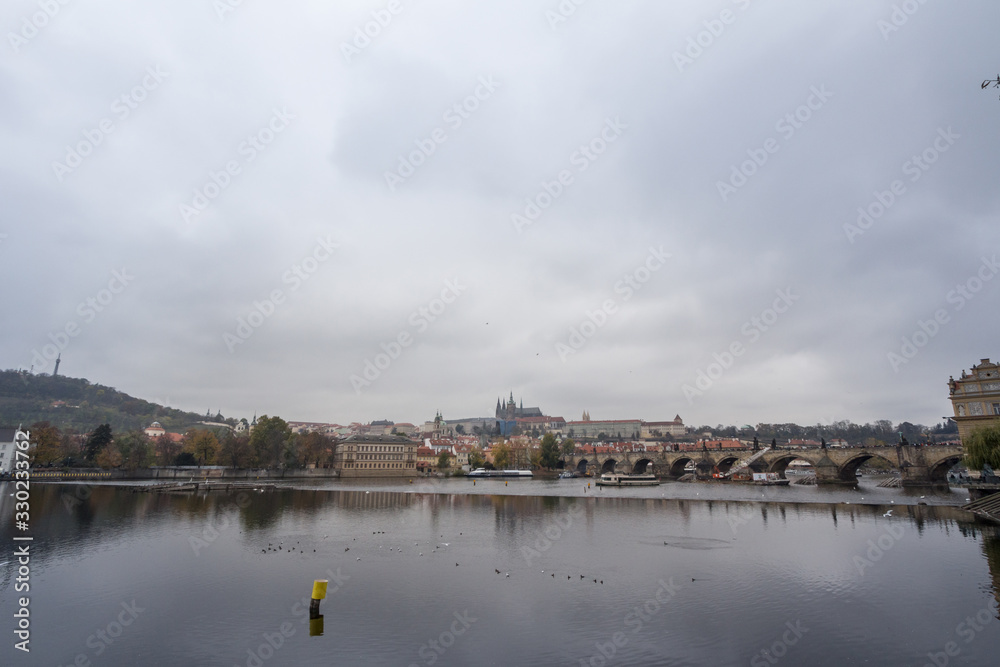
<box><xmin>0</xmin><ymin>369</ymin><xmax>210</xmax><ymax>434</ymax></box>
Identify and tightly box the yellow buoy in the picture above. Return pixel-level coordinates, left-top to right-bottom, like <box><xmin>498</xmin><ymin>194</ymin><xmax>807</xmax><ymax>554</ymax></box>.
<box><xmin>311</xmin><ymin>579</ymin><xmax>328</xmax><ymax>601</ymax></box>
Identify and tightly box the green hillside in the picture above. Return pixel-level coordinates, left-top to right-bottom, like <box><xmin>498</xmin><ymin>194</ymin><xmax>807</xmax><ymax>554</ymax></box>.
<box><xmin>0</xmin><ymin>369</ymin><xmax>210</xmax><ymax>434</ymax></box>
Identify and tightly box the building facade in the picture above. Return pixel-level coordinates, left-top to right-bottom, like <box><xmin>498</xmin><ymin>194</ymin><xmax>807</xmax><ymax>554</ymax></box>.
<box><xmin>333</xmin><ymin>434</ymin><xmax>418</xmax><ymax>478</ymax></box>
<box><xmin>640</xmin><ymin>415</ymin><xmax>686</xmax><ymax>439</ymax></box>
<box><xmin>949</xmin><ymin>358</ymin><xmax>1000</xmax><ymax>442</ymax></box>
<box><xmin>0</xmin><ymin>428</ymin><xmax>17</xmax><ymax>475</ymax></box>
<box><xmin>563</xmin><ymin>419</ymin><xmax>643</xmax><ymax>440</ymax></box>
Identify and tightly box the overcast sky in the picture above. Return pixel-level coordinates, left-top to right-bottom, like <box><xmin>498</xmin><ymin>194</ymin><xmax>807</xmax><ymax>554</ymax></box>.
<box><xmin>2</xmin><ymin>0</ymin><xmax>998</xmax><ymax>429</ymax></box>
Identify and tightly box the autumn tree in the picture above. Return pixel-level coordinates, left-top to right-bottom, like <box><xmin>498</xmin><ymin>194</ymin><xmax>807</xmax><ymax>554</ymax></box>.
<box><xmin>154</xmin><ymin>435</ymin><xmax>181</xmax><ymax>467</ymax></box>
<box><xmin>183</xmin><ymin>429</ymin><xmax>220</xmax><ymax>466</ymax></box>
<box><xmin>29</xmin><ymin>422</ymin><xmax>63</xmax><ymax>466</ymax></box>
<box><xmin>299</xmin><ymin>432</ymin><xmax>334</xmax><ymax>468</ymax></box>
<box><xmin>468</xmin><ymin>447</ymin><xmax>485</xmax><ymax>469</ymax></box>
<box><xmin>492</xmin><ymin>442</ymin><xmax>512</xmax><ymax>470</ymax></box>
<box><xmin>219</xmin><ymin>430</ymin><xmax>253</xmax><ymax>469</ymax></box>
<box><xmin>96</xmin><ymin>444</ymin><xmax>123</xmax><ymax>469</ymax></box>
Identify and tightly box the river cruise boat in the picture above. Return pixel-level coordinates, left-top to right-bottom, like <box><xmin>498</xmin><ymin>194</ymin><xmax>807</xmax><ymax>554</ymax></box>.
<box><xmin>467</xmin><ymin>468</ymin><xmax>533</xmax><ymax>478</ymax></box>
<box><xmin>596</xmin><ymin>472</ymin><xmax>660</xmax><ymax>487</ymax></box>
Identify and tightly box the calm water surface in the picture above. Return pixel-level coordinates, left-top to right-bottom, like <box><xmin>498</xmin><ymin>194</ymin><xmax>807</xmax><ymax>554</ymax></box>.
<box><xmin>2</xmin><ymin>480</ymin><xmax>999</xmax><ymax>666</ymax></box>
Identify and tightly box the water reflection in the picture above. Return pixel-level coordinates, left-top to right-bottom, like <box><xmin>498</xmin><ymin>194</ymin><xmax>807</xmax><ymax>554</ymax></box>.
<box><xmin>3</xmin><ymin>483</ymin><xmax>1000</xmax><ymax>665</ymax></box>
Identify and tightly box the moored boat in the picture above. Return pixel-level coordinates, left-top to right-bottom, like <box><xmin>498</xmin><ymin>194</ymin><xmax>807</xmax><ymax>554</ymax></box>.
<box><xmin>595</xmin><ymin>472</ymin><xmax>660</xmax><ymax>487</ymax></box>
<box><xmin>467</xmin><ymin>468</ymin><xmax>533</xmax><ymax>478</ymax></box>
<box><xmin>752</xmin><ymin>472</ymin><xmax>790</xmax><ymax>486</ymax></box>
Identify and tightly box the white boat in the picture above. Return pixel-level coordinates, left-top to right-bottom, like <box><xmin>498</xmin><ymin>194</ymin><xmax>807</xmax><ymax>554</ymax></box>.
<box><xmin>558</xmin><ymin>471</ymin><xmax>578</xmax><ymax>479</ymax></box>
<box><xmin>596</xmin><ymin>472</ymin><xmax>660</xmax><ymax>487</ymax></box>
<box><xmin>467</xmin><ymin>468</ymin><xmax>533</xmax><ymax>478</ymax></box>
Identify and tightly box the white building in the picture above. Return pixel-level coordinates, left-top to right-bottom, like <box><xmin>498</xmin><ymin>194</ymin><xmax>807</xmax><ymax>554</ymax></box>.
<box><xmin>0</xmin><ymin>428</ymin><xmax>19</xmax><ymax>475</ymax></box>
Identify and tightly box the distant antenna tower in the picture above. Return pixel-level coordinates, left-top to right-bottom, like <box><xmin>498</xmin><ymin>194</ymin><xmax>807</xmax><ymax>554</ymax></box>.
<box><xmin>53</xmin><ymin>353</ymin><xmax>61</xmax><ymax>377</ymax></box>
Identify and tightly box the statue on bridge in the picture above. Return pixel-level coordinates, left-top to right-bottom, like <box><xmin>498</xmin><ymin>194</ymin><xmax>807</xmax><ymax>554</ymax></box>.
<box><xmin>753</xmin><ymin>436</ymin><xmax>759</xmax><ymax>451</ymax></box>
<box><xmin>821</xmin><ymin>438</ymin><xmax>827</xmax><ymax>449</ymax></box>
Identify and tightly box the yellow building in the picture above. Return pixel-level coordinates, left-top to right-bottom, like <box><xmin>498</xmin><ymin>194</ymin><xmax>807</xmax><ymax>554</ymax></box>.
<box><xmin>334</xmin><ymin>434</ymin><xmax>417</xmax><ymax>478</ymax></box>
<box><xmin>948</xmin><ymin>358</ymin><xmax>1000</xmax><ymax>442</ymax></box>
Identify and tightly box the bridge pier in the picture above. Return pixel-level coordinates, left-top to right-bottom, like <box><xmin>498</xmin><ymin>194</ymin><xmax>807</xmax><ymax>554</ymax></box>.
<box><xmin>695</xmin><ymin>459</ymin><xmax>715</xmax><ymax>481</ymax></box>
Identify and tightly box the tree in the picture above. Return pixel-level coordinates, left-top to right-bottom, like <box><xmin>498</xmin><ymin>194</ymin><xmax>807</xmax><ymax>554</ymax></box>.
<box><xmin>492</xmin><ymin>442</ymin><xmax>512</xmax><ymax>469</ymax></box>
<box><xmin>560</xmin><ymin>438</ymin><xmax>576</xmax><ymax>456</ymax></box>
<box><xmin>219</xmin><ymin>430</ymin><xmax>253</xmax><ymax>469</ymax></box>
<box><xmin>248</xmin><ymin>416</ymin><xmax>293</xmax><ymax>468</ymax></box>
<box><xmin>183</xmin><ymin>429</ymin><xmax>220</xmax><ymax>466</ymax></box>
<box><xmin>299</xmin><ymin>432</ymin><xmax>334</xmax><ymax>468</ymax></box>
<box><xmin>83</xmin><ymin>424</ymin><xmax>113</xmax><ymax>462</ymax></box>
<box><xmin>455</xmin><ymin>424</ymin><xmax>465</xmax><ymax>435</ymax></box>
<box><xmin>469</xmin><ymin>447</ymin><xmax>485</xmax><ymax>469</ymax></box>
<box><xmin>114</xmin><ymin>430</ymin><xmax>153</xmax><ymax>470</ymax></box>
<box><xmin>597</xmin><ymin>432</ymin><xmax>609</xmax><ymax>441</ymax></box>
<box><xmin>174</xmin><ymin>451</ymin><xmax>198</xmax><ymax>466</ymax></box>
<box><xmin>437</xmin><ymin>450</ymin><xmax>452</xmax><ymax>469</ymax></box>
<box><xmin>965</xmin><ymin>422</ymin><xmax>1000</xmax><ymax>471</ymax></box>
<box><xmin>539</xmin><ymin>433</ymin><xmax>560</xmax><ymax>469</ymax></box>
<box><xmin>96</xmin><ymin>444</ymin><xmax>123</xmax><ymax>469</ymax></box>
<box><xmin>29</xmin><ymin>422</ymin><xmax>63</xmax><ymax>466</ymax></box>
<box><xmin>155</xmin><ymin>435</ymin><xmax>181</xmax><ymax>467</ymax></box>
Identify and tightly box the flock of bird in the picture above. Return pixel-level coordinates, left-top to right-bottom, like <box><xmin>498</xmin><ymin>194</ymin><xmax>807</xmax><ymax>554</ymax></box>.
<box><xmin>254</xmin><ymin>530</ymin><xmax>609</xmax><ymax>584</ymax></box>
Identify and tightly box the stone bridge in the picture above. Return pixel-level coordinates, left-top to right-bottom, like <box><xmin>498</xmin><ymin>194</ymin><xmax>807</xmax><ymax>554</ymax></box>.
<box><xmin>561</xmin><ymin>444</ymin><xmax>965</xmax><ymax>486</ymax></box>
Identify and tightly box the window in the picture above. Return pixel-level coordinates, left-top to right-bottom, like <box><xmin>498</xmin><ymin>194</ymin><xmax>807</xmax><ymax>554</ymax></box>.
<box><xmin>993</xmin><ymin>403</ymin><xmax>1000</xmax><ymax>416</ymax></box>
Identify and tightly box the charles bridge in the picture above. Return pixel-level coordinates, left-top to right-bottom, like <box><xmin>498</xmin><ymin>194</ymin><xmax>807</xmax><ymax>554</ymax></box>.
<box><xmin>561</xmin><ymin>444</ymin><xmax>965</xmax><ymax>486</ymax></box>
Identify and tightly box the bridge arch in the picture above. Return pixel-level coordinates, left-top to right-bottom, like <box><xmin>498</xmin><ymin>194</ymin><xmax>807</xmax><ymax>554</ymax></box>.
<box><xmin>839</xmin><ymin>452</ymin><xmax>896</xmax><ymax>481</ymax></box>
<box><xmin>767</xmin><ymin>454</ymin><xmax>804</xmax><ymax>477</ymax></box>
<box><xmin>601</xmin><ymin>458</ymin><xmax>617</xmax><ymax>474</ymax></box>
<box><xmin>715</xmin><ymin>456</ymin><xmax>740</xmax><ymax>474</ymax></box>
<box><xmin>927</xmin><ymin>454</ymin><xmax>964</xmax><ymax>483</ymax></box>
<box><xmin>632</xmin><ymin>458</ymin><xmax>653</xmax><ymax>474</ymax></box>
<box><xmin>576</xmin><ymin>458</ymin><xmax>589</xmax><ymax>474</ymax></box>
<box><xmin>668</xmin><ymin>456</ymin><xmax>694</xmax><ymax>478</ymax></box>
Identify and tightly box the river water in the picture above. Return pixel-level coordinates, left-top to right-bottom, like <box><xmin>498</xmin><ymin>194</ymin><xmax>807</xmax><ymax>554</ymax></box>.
<box><xmin>2</xmin><ymin>478</ymin><xmax>999</xmax><ymax>666</ymax></box>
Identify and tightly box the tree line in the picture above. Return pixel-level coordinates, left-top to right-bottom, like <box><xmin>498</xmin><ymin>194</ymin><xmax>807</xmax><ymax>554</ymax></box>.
<box><xmin>26</xmin><ymin>415</ymin><xmax>337</xmax><ymax>470</ymax></box>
